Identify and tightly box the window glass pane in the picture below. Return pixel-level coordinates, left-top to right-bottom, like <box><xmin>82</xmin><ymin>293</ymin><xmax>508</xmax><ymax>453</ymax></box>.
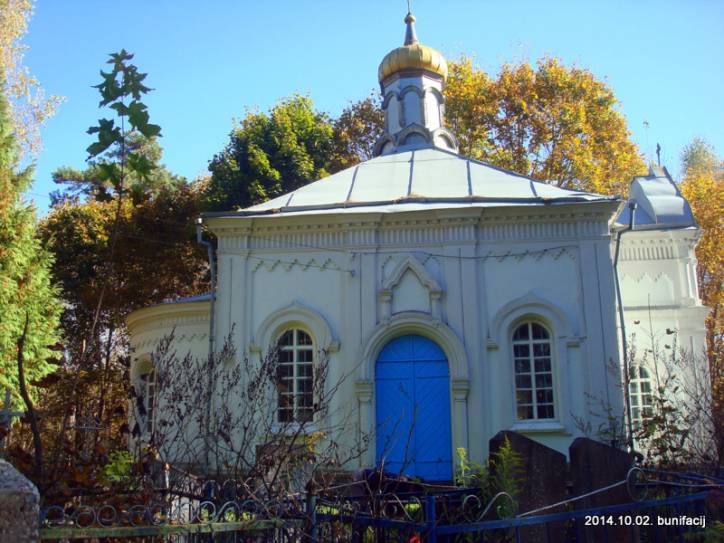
<box><xmin>514</xmin><ymin>359</ymin><xmax>530</xmax><ymax>373</ymax></box>
<box><xmin>537</xmin><ymin>405</ymin><xmax>554</xmax><ymax>419</ymax></box>
<box><xmin>278</xmin><ymin>330</ymin><xmax>294</xmax><ymax>346</ymax></box>
<box><xmin>279</xmin><ymin>350</ymin><xmax>293</xmax><ymax>363</ymax></box>
<box><xmin>533</xmin><ymin>343</ymin><xmax>550</xmax><ymax>357</ymax></box>
<box><xmin>298</xmin><ymin>408</ymin><xmax>313</xmax><ymax>423</ymax></box>
<box><xmin>513</xmin><ymin>324</ymin><xmax>529</xmax><ymax>341</ymax></box>
<box><xmin>297</xmin><ymin>331</ymin><xmax>313</xmax><ymax>345</ymax></box>
<box><xmin>278</xmin><ymin>408</ymin><xmax>292</xmax><ymax>423</ymax></box>
<box><xmin>535</xmin><ymin>374</ymin><xmax>552</xmax><ymax>388</ymax></box>
<box><xmin>298</xmin><ymin>349</ymin><xmax>314</xmax><ymax>363</ymax></box>
<box><xmin>534</xmin><ymin>358</ymin><xmax>551</xmax><ymax>372</ymax></box>
<box><xmin>517</xmin><ymin>406</ymin><xmax>533</xmax><ymax>419</ymax></box>
<box><xmin>536</xmin><ymin>389</ymin><xmax>553</xmax><ymax>403</ymax></box>
<box><xmin>299</xmin><ymin>392</ymin><xmax>313</xmax><ymax>407</ymax></box>
<box><xmin>531</xmin><ymin>323</ymin><xmax>549</xmax><ymax>339</ymax></box>
<box><xmin>516</xmin><ymin>390</ymin><xmax>532</xmax><ymax>404</ymax></box>
<box><xmin>513</xmin><ymin>344</ymin><xmax>530</xmax><ymax>358</ymax></box>
<box><xmin>515</xmin><ymin>375</ymin><xmax>531</xmax><ymax>388</ymax></box>
<box><xmin>641</xmin><ymin>382</ymin><xmax>651</xmax><ymax>393</ymax></box>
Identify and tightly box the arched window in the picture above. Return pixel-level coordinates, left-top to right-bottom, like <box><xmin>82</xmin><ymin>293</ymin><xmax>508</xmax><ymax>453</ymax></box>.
<box><xmin>277</xmin><ymin>329</ymin><xmax>314</xmax><ymax>424</ymax></box>
<box><xmin>629</xmin><ymin>366</ymin><xmax>653</xmax><ymax>427</ymax></box>
<box><xmin>512</xmin><ymin>322</ymin><xmax>555</xmax><ymax>420</ymax></box>
<box><xmin>138</xmin><ymin>367</ymin><xmax>156</xmax><ymax>434</ymax></box>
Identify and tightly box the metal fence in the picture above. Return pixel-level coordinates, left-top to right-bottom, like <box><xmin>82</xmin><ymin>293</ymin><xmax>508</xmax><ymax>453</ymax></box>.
<box><xmin>38</xmin><ymin>468</ymin><xmax>722</xmax><ymax>542</ymax></box>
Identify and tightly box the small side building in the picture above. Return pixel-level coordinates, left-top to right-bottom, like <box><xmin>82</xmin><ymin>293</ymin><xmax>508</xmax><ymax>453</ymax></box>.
<box><xmin>615</xmin><ymin>165</ymin><xmax>709</xmax><ymax>433</ymax></box>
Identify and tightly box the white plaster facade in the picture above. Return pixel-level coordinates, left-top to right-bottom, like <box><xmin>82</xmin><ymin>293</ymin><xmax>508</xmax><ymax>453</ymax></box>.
<box><xmin>126</xmin><ymin>14</ymin><xmax>707</xmax><ymax>476</ymax></box>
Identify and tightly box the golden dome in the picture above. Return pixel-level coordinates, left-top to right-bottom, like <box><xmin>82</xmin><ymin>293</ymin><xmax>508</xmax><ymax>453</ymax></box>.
<box><xmin>378</xmin><ymin>13</ymin><xmax>448</xmax><ymax>83</ymax></box>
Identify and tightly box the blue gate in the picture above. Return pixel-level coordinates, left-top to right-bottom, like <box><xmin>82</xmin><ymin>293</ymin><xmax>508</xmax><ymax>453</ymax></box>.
<box><xmin>375</xmin><ymin>335</ymin><xmax>453</xmax><ymax>480</ymax></box>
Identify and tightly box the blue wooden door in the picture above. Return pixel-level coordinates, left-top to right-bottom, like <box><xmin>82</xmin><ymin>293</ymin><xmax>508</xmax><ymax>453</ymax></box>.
<box><xmin>375</xmin><ymin>335</ymin><xmax>453</xmax><ymax>480</ymax></box>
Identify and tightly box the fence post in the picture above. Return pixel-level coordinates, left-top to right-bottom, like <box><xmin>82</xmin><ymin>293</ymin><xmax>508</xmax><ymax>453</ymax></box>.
<box><xmin>306</xmin><ymin>492</ymin><xmax>317</xmax><ymax>543</ymax></box>
<box><xmin>0</xmin><ymin>459</ymin><xmax>39</xmax><ymax>543</ymax></box>
<box><xmin>425</xmin><ymin>495</ymin><xmax>437</xmax><ymax>543</ymax></box>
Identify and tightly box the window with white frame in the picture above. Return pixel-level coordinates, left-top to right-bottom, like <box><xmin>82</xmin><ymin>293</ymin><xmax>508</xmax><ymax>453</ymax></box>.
<box><xmin>277</xmin><ymin>329</ymin><xmax>314</xmax><ymax>424</ymax></box>
<box><xmin>512</xmin><ymin>322</ymin><xmax>555</xmax><ymax>420</ymax></box>
<box><xmin>629</xmin><ymin>366</ymin><xmax>653</xmax><ymax>428</ymax></box>
<box><xmin>139</xmin><ymin>367</ymin><xmax>156</xmax><ymax>434</ymax></box>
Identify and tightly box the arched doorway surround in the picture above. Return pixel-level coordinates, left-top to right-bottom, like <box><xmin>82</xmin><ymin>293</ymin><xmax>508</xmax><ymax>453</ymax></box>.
<box><xmin>355</xmin><ymin>313</ymin><xmax>470</xmax><ymax>475</ymax></box>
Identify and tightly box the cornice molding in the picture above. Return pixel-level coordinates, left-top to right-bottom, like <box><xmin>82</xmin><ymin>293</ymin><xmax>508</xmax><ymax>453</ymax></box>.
<box><xmin>133</xmin><ymin>332</ymin><xmax>209</xmax><ymax>352</ymax></box>
<box><xmin>211</xmin><ymin>207</ymin><xmax>613</xmax><ymax>252</ymax></box>
<box><xmin>127</xmin><ymin>300</ymin><xmax>210</xmax><ymax>335</ymax></box>
<box><xmin>619</xmin><ymin>231</ymin><xmax>700</xmax><ymax>261</ymax></box>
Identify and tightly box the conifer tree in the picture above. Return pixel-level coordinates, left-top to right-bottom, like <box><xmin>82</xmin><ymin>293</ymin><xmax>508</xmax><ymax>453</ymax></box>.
<box><xmin>0</xmin><ymin>87</ymin><xmax>61</xmax><ymax>408</ymax></box>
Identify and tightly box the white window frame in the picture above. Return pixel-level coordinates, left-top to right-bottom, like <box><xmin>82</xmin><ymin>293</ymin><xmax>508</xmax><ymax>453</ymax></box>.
<box><xmin>139</xmin><ymin>367</ymin><xmax>156</xmax><ymax>435</ymax></box>
<box><xmin>276</xmin><ymin>328</ymin><xmax>315</xmax><ymax>424</ymax></box>
<box><xmin>512</xmin><ymin>321</ymin><xmax>556</xmax><ymax>421</ymax></box>
<box><xmin>629</xmin><ymin>366</ymin><xmax>653</xmax><ymax>428</ymax></box>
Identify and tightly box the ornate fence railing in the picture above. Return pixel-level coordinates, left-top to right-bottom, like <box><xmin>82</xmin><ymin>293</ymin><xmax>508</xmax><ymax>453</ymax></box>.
<box><xmin>38</xmin><ymin>467</ymin><xmax>723</xmax><ymax>542</ymax></box>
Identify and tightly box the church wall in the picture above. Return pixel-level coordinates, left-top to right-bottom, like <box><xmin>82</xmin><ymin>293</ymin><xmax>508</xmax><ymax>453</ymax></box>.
<box><xmin>203</xmin><ymin>204</ymin><xmax>624</xmax><ymax>470</ymax></box>
<box><xmin>126</xmin><ymin>300</ymin><xmax>210</xmax><ymax>458</ymax></box>
<box><xmin>616</xmin><ymin>228</ymin><xmax>710</xmax><ymax>444</ymax></box>
<box><xmin>618</xmin><ymin>228</ymin><xmax>708</xmax><ymax>373</ymax></box>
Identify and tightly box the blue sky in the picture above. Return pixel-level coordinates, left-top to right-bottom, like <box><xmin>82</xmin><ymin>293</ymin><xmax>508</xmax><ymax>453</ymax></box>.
<box><xmin>22</xmin><ymin>0</ymin><xmax>724</xmax><ymax>211</ymax></box>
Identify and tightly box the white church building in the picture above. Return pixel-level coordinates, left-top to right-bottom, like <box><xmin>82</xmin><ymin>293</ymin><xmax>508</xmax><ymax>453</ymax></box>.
<box><xmin>127</xmin><ymin>12</ymin><xmax>707</xmax><ymax>480</ymax></box>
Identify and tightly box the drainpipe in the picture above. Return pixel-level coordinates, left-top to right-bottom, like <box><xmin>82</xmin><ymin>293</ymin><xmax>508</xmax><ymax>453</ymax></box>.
<box><xmin>196</xmin><ymin>217</ymin><xmax>216</xmax><ymax>473</ymax></box>
<box><xmin>613</xmin><ymin>201</ymin><xmax>636</xmax><ymax>453</ymax></box>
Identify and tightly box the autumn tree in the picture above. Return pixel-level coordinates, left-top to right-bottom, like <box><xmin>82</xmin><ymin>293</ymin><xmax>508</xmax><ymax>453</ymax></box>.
<box><xmin>205</xmin><ymin>57</ymin><xmax>645</xmax><ymax>212</ymax></box>
<box><xmin>6</xmin><ymin>52</ymin><xmax>207</xmax><ymax>501</ymax></box>
<box><xmin>679</xmin><ymin>138</ymin><xmax>723</xmax><ymax>459</ymax></box>
<box><xmin>0</xmin><ymin>0</ymin><xmax>63</xmax><ymax>154</ymax></box>
<box><xmin>203</xmin><ymin>95</ymin><xmax>335</xmax><ymax>211</ymax></box>
<box><xmin>445</xmin><ymin>57</ymin><xmax>646</xmax><ymax>195</ymax></box>
<box><xmin>329</xmin><ymin>94</ymin><xmax>385</xmax><ymax>171</ymax></box>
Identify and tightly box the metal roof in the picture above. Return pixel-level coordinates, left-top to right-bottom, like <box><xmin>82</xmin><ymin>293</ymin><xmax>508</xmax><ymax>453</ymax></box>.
<box><xmin>615</xmin><ymin>165</ymin><xmax>697</xmax><ymax>229</ymax></box>
<box><xmin>212</xmin><ymin>148</ymin><xmax>617</xmax><ymax>219</ymax></box>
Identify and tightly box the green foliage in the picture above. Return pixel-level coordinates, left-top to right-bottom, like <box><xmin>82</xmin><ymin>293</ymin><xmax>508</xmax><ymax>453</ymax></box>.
<box><xmin>57</xmin><ymin>49</ymin><xmax>163</xmax><ymax>204</ymax></box>
<box><xmin>455</xmin><ymin>446</ymin><xmax>488</xmax><ymax>489</ymax></box>
<box><xmin>204</xmin><ymin>95</ymin><xmax>335</xmax><ymax>211</ymax></box>
<box><xmin>52</xmin><ymin>133</ymin><xmax>185</xmax><ymax>205</ymax></box>
<box><xmin>489</xmin><ymin>438</ymin><xmax>523</xmax><ymax>517</ymax></box>
<box><xmin>204</xmin><ymin>57</ymin><xmax>646</xmax><ymax>213</ymax></box>
<box><xmin>455</xmin><ymin>438</ymin><xmax>523</xmax><ymax>519</ymax></box>
<box><xmin>102</xmin><ymin>449</ymin><xmax>134</xmax><ymax>483</ymax></box>
<box><xmin>4</xmin><ymin>53</ymin><xmax>207</xmax><ymax>502</ymax></box>
<box><xmin>0</xmin><ymin>86</ymin><xmax>61</xmax><ymax>408</ymax></box>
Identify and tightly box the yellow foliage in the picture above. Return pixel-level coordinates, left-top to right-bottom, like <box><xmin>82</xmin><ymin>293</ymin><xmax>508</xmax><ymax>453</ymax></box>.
<box><xmin>0</xmin><ymin>0</ymin><xmax>63</xmax><ymax>155</ymax></box>
<box><xmin>680</xmin><ymin>140</ymin><xmax>724</xmax><ymax>442</ymax></box>
<box><xmin>445</xmin><ymin>56</ymin><xmax>646</xmax><ymax>195</ymax></box>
